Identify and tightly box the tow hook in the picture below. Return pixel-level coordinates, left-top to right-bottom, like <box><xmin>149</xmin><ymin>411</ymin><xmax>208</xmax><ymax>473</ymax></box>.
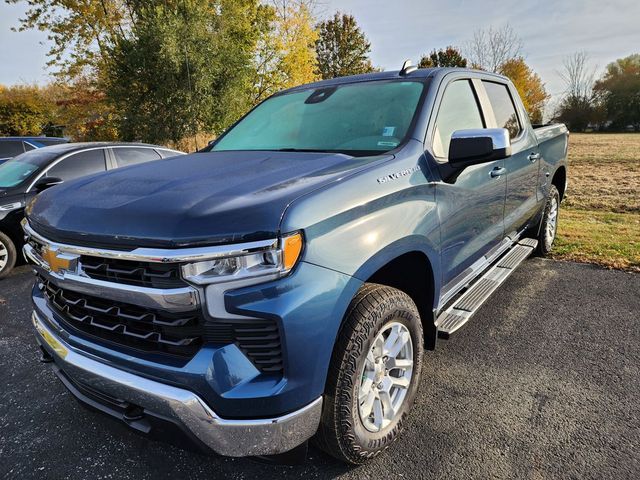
<box><xmin>39</xmin><ymin>345</ymin><xmax>53</xmax><ymax>363</ymax></box>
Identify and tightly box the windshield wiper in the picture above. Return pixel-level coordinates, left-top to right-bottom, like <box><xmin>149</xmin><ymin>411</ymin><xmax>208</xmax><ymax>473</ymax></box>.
<box><xmin>273</xmin><ymin>148</ymin><xmax>334</xmax><ymax>153</ymax></box>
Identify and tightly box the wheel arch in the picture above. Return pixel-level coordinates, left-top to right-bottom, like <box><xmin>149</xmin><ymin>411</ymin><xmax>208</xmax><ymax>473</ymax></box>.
<box><xmin>350</xmin><ymin>238</ymin><xmax>440</xmax><ymax>350</ymax></box>
<box><xmin>552</xmin><ymin>165</ymin><xmax>567</xmax><ymax>201</ymax></box>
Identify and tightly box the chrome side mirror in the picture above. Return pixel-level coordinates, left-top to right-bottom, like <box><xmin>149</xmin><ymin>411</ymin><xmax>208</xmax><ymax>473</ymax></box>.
<box><xmin>448</xmin><ymin>128</ymin><xmax>512</xmax><ymax>168</ymax></box>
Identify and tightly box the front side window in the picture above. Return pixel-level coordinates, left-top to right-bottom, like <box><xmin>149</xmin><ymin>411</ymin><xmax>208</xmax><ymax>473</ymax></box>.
<box><xmin>212</xmin><ymin>80</ymin><xmax>425</xmax><ymax>156</ymax></box>
<box><xmin>432</xmin><ymin>80</ymin><xmax>485</xmax><ymax>158</ymax></box>
<box><xmin>47</xmin><ymin>150</ymin><xmax>107</xmax><ymax>181</ymax></box>
<box><xmin>483</xmin><ymin>81</ymin><xmax>522</xmax><ymax>139</ymax></box>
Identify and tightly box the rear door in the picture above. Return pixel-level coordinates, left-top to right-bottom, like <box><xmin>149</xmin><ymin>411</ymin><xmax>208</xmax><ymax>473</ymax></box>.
<box><xmin>432</xmin><ymin>78</ymin><xmax>507</xmax><ymax>288</ymax></box>
<box><xmin>481</xmin><ymin>80</ymin><xmax>540</xmax><ymax>236</ymax></box>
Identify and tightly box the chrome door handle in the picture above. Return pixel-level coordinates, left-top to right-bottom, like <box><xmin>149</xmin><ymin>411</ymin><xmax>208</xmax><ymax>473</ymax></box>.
<box><xmin>490</xmin><ymin>167</ymin><xmax>507</xmax><ymax>178</ymax></box>
<box><xmin>528</xmin><ymin>153</ymin><xmax>541</xmax><ymax>162</ymax></box>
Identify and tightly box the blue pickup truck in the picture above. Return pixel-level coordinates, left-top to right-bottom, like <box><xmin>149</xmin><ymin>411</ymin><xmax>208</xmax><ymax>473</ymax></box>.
<box><xmin>23</xmin><ymin>66</ymin><xmax>568</xmax><ymax>464</ymax></box>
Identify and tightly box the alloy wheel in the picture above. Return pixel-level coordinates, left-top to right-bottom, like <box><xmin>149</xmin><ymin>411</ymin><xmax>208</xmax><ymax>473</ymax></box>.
<box><xmin>358</xmin><ymin>322</ymin><xmax>414</xmax><ymax>432</ymax></box>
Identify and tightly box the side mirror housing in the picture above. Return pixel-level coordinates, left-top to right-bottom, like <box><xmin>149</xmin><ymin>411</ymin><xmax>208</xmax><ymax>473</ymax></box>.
<box><xmin>448</xmin><ymin>128</ymin><xmax>512</xmax><ymax>169</ymax></box>
<box><xmin>33</xmin><ymin>176</ymin><xmax>63</xmax><ymax>192</ymax></box>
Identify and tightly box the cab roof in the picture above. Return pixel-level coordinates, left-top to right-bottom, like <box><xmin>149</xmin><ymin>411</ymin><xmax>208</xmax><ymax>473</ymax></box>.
<box><xmin>279</xmin><ymin>67</ymin><xmax>510</xmax><ymax>95</ymax></box>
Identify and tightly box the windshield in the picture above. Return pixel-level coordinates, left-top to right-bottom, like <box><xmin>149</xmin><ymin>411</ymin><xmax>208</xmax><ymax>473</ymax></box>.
<box><xmin>0</xmin><ymin>150</ymin><xmax>57</xmax><ymax>188</ymax></box>
<box><xmin>212</xmin><ymin>80</ymin><xmax>425</xmax><ymax>156</ymax></box>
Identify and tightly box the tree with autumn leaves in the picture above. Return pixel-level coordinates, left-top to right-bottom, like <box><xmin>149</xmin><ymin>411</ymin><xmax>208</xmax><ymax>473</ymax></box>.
<box><xmin>4</xmin><ymin>1</ymin><xmax>384</xmax><ymax>146</ymax></box>
<box><xmin>5</xmin><ymin>0</ymin><xmax>329</xmax><ymax>145</ymax></box>
<box><xmin>499</xmin><ymin>57</ymin><xmax>549</xmax><ymax>124</ymax></box>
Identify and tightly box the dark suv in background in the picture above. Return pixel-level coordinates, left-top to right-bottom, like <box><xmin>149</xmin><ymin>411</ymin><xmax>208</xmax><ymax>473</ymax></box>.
<box><xmin>0</xmin><ymin>137</ymin><xmax>69</xmax><ymax>164</ymax></box>
<box><xmin>0</xmin><ymin>142</ymin><xmax>184</xmax><ymax>278</ymax></box>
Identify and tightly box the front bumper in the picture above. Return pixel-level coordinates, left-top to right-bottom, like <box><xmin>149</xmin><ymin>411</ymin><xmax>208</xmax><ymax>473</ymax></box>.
<box><xmin>32</xmin><ymin>310</ymin><xmax>323</xmax><ymax>457</ymax></box>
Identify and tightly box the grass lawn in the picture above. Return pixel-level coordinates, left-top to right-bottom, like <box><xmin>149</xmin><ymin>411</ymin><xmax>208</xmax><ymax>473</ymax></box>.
<box><xmin>554</xmin><ymin>133</ymin><xmax>640</xmax><ymax>272</ymax></box>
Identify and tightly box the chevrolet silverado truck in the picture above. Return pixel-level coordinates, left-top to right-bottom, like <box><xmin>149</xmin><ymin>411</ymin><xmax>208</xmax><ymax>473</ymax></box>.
<box><xmin>23</xmin><ymin>65</ymin><xmax>568</xmax><ymax>464</ymax></box>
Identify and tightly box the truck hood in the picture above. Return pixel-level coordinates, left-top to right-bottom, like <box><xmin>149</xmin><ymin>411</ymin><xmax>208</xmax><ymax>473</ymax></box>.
<box><xmin>28</xmin><ymin>150</ymin><xmax>388</xmax><ymax>248</ymax></box>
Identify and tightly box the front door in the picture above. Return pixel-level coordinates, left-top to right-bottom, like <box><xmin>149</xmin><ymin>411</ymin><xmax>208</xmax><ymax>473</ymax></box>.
<box><xmin>431</xmin><ymin>78</ymin><xmax>507</xmax><ymax>287</ymax></box>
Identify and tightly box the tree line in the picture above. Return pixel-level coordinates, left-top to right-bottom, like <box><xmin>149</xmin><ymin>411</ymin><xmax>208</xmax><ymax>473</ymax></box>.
<box><xmin>1</xmin><ymin>3</ymin><xmax>638</xmax><ymax>148</ymax></box>
<box><xmin>2</xmin><ymin>0</ymin><xmax>379</xmax><ymax>149</ymax></box>
<box><xmin>554</xmin><ymin>52</ymin><xmax>640</xmax><ymax>132</ymax></box>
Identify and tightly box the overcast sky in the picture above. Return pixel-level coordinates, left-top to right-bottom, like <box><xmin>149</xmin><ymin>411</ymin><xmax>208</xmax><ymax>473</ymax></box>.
<box><xmin>1</xmin><ymin>0</ymin><xmax>639</xmax><ymax>106</ymax></box>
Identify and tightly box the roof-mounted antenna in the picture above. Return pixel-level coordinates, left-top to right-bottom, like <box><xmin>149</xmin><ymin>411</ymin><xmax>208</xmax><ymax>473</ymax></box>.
<box><xmin>399</xmin><ymin>59</ymin><xmax>417</xmax><ymax>76</ymax></box>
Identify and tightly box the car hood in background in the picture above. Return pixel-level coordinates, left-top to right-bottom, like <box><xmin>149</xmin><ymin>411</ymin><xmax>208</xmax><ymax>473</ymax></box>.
<box><xmin>28</xmin><ymin>150</ymin><xmax>389</xmax><ymax>248</ymax></box>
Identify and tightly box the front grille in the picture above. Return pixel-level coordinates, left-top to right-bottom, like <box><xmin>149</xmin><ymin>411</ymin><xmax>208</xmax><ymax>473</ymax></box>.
<box><xmin>80</xmin><ymin>256</ymin><xmax>186</xmax><ymax>289</ymax></box>
<box><xmin>39</xmin><ymin>277</ymin><xmax>284</xmax><ymax>374</ymax></box>
<box><xmin>41</xmin><ymin>278</ymin><xmax>203</xmax><ymax>358</ymax></box>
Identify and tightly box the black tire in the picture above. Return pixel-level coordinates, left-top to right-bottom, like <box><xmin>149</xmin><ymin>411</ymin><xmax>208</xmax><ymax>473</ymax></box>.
<box><xmin>315</xmin><ymin>283</ymin><xmax>424</xmax><ymax>464</ymax></box>
<box><xmin>0</xmin><ymin>231</ymin><xmax>17</xmax><ymax>279</ymax></box>
<box><xmin>536</xmin><ymin>184</ymin><xmax>560</xmax><ymax>256</ymax></box>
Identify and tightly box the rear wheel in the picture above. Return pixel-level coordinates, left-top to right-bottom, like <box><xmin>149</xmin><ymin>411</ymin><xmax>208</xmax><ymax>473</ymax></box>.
<box><xmin>0</xmin><ymin>231</ymin><xmax>17</xmax><ymax>279</ymax></box>
<box><xmin>315</xmin><ymin>284</ymin><xmax>424</xmax><ymax>464</ymax></box>
<box><xmin>536</xmin><ymin>185</ymin><xmax>560</xmax><ymax>256</ymax></box>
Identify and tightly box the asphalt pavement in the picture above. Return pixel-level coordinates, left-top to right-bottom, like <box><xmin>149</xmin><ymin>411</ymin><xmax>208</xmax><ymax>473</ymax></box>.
<box><xmin>1</xmin><ymin>258</ymin><xmax>638</xmax><ymax>479</ymax></box>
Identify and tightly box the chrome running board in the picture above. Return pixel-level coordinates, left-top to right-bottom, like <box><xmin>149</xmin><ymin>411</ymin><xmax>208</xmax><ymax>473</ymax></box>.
<box><xmin>436</xmin><ymin>238</ymin><xmax>538</xmax><ymax>337</ymax></box>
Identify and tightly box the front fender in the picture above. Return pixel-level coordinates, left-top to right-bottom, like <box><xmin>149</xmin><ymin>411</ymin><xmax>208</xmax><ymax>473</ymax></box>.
<box><xmin>281</xmin><ymin>145</ymin><xmax>441</xmax><ymax>310</ymax></box>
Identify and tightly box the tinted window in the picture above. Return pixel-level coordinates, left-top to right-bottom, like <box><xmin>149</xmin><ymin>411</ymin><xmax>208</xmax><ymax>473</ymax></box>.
<box><xmin>47</xmin><ymin>150</ymin><xmax>107</xmax><ymax>181</ymax></box>
<box><xmin>112</xmin><ymin>147</ymin><xmax>161</xmax><ymax>167</ymax></box>
<box><xmin>213</xmin><ymin>80</ymin><xmax>424</xmax><ymax>156</ymax></box>
<box><xmin>433</xmin><ymin>80</ymin><xmax>484</xmax><ymax>158</ymax></box>
<box><xmin>23</xmin><ymin>142</ymin><xmax>37</xmax><ymax>151</ymax></box>
<box><xmin>483</xmin><ymin>81</ymin><xmax>522</xmax><ymax>139</ymax></box>
<box><xmin>0</xmin><ymin>141</ymin><xmax>25</xmax><ymax>158</ymax></box>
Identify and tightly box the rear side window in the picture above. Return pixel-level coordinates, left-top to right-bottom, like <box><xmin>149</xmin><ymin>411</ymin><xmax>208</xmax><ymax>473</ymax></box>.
<box><xmin>23</xmin><ymin>142</ymin><xmax>37</xmax><ymax>151</ymax></box>
<box><xmin>47</xmin><ymin>149</ymin><xmax>107</xmax><ymax>181</ymax></box>
<box><xmin>112</xmin><ymin>147</ymin><xmax>161</xmax><ymax>167</ymax></box>
<box><xmin>483</xmin><ymin>81</ymin><xmax>522</xmax><ymax>139</ymax></box>
<box><xmin>157</xmin><ymin>149</ymin><xmax>180</xmax><ymax>159</ymax></box>
<box><xmin>0</xmin><ymin>141</ymin><xmax>25</xmax><ymax>158</ymax></box>
<box><xmin>433</xmin><ymin>80</ymin><xmax>484</xmax><ymax>158</ymax></box>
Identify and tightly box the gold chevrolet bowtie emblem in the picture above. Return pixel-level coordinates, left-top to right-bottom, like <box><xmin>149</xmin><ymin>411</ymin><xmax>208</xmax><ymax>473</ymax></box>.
<box><xmin>41</xmin><ymin>247</ymin><xmax>77</xmax><ymax>274</ymax></box>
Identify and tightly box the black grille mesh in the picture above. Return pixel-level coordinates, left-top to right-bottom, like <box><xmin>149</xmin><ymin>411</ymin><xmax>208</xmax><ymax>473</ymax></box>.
<box><xmin>41</xmin><ymin>278</ymin><xmax>203</xmax><ymax>358</ymax></box>
<box><xmin>80</xmin><ymin>256</ymin><xmax>186</xmax><ymax>289</ymax></box>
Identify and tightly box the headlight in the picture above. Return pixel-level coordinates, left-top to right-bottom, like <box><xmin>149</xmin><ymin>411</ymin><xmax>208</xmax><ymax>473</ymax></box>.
<box><xmin>181</xmin><ymin>231</ymin><xmax>303</xmax><ymax>285</ymax></box>
<box><xmin>0</xmin><ymin>201</ymin><xmax>23</xmax><ymax>211</ymax></box>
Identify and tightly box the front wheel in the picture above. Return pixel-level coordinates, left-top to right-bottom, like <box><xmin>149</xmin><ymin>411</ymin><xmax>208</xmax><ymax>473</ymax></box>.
<box><xmin>0</xmin><ymin>231</ymin><xmax>17</xmax><ymax>279</ymax></box>
<box><xmin>315</xmin><ymin>284</ymin><xmax>424</xmax><ymax>464</ymax></box>
<box><xmin>536</xmin><ymin>184</ymin><xmax>560</xmax><ymax>256</ymax></box>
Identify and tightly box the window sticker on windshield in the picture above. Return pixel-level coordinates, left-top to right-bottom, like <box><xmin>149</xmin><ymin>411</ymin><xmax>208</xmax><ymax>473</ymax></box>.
<box><xmin>377</xmin><ymin>141</ymin><xmax>399</xmax><ymax>147</ymax></box>
<box><xmin>382</xmin><ymin>126</ymin><xmax>396</xmax><ymax>137</ymax></box>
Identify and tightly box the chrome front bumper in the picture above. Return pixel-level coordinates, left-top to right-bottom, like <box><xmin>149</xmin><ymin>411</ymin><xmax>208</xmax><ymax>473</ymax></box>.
<box><xmin>32</xmin><ymin>311</ymin><xmax>323</xmax><ymax>457</ymax></box>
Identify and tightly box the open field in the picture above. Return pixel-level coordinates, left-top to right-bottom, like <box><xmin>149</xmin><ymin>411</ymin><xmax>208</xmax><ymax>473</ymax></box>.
<box><xmin>554</xmin><ymin>133</ymin><xmax>640</xmax><ymax>272</ymax></box>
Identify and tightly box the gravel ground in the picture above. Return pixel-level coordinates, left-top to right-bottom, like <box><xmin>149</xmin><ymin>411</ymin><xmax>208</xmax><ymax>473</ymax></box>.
<box><xmin>1</xmin><ymin>258</ymin><xmax>639</xmax><ymax>479</ymax></box>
